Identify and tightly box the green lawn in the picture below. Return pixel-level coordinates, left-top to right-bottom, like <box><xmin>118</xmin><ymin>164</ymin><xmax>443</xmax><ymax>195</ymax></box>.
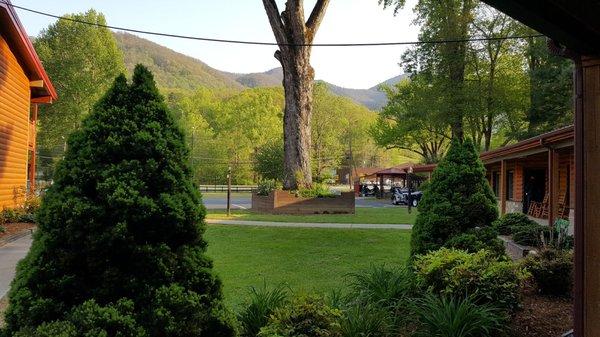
<box><xmin>205</xmin><ymin>225</ymin><xmax>411</xmax><ymax>308</ymax></box>
<box><xmin>206</xmin><ymin>207</ymin><xmax>418</xmax><ymax>225</ymax></box>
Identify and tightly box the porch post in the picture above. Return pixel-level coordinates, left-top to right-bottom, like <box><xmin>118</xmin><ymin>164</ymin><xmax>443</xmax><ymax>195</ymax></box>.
<box><xmin>574</xmin><ymin>56</ymin><xmax>600</xmax><ymax>336</ymax></box>
<box><xmin>548</xmin><ymin>148</ymin><xmax>559</xmax><ymax>227</ymax></box>
<box><xmin>379</xmin><ymin>174</ymin><xmax>384</xmax><ymax>199</ymax></box>
<box><xmin>28</xmin><ymin>104</ymin><xmax>38</xmax><ymax>193</ymax></box>
<box><xmin>500</xmin><ymin>160</ymin><xmax>506</xmax><ymax>215</ymax></box>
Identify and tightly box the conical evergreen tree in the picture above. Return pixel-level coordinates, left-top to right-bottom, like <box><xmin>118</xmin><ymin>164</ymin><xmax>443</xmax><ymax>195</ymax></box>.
<box><xmin>410</xmin><ymin>138</ymin><xmax>498</xmax><ymax>257</ymax></box>
<box><xmin>3</xmin><ymin>65</ymin><xmax>236</xmax><ymax>337</ymax></box>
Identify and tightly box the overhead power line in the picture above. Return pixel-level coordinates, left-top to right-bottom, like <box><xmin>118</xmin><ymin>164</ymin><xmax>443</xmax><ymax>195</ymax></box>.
<box><xmin>4</xmin><ymin>0</ymin><xmax>544</xmax><ymax>47</ymax></box>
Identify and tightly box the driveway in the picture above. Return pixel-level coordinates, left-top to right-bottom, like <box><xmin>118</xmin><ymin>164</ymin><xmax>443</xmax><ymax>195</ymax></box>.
<box><xmin>0</xmin><ymin>234</ymin><xmax>32</xmax><ymax>298</ymax></box>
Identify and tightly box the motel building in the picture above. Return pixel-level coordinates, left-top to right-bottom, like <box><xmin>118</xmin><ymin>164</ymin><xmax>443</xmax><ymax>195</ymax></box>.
<box><xmin>482</xmin><ymin>126</ymin><xmax>575</xmax><ymax>233</ymax></box>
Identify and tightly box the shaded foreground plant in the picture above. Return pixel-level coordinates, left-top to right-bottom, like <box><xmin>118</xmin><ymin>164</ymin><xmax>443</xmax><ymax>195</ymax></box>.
<box><xmin>412</xmin><ymin>294</ymin><xmax>506</xmax><ymax>337</ymax></box>
<box><xmin>239</xmin><ymin>283</ymin><xmax>289</xmax><ymax>337</ymax></box>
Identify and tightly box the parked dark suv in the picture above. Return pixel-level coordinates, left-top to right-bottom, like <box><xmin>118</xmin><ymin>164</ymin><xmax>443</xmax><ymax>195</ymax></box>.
<box><xmin>391</xmin><ymin>187</ymin><xmax>423</xmax><ymax>207</ymax></box>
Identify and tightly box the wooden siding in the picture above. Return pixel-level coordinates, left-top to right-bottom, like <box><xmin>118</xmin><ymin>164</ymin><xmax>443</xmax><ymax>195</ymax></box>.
<box><xmin>0</xmin><ymin>33</ymin><xmax>30</xmax><ymax>208</ymax></box>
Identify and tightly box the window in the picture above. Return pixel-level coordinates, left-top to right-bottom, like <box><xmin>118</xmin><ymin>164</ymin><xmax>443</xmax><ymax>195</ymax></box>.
<box><xmin>492</xmin><ymin>171</ymin><xmax>500</xmax><ymax>197</ymax></box>
<box><xmin>506</xmin><ymin>170</ymin><xmax>514</xmax><ymax>200</ymax></box>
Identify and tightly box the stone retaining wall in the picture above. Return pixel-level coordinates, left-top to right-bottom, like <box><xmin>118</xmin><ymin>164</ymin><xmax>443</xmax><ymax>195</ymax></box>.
<box><xmin>252</xmin><ymin>190</ymin><xmax>355</xmax><ymax>215</ymax></box>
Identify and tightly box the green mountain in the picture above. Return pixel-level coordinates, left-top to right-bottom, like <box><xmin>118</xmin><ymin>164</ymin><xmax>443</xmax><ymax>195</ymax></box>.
<box><xmin>114</xmin><ymin>32</ymin><xmax>406</xmax><ymax>109</ymax></box>
<box><xmin>114</xmin><ymin>32</ymin><xmax>243</xmax><ymax>90</ymax></box>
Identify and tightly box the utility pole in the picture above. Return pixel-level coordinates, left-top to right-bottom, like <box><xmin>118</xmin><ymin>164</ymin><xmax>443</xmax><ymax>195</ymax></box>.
<box><xmin>227</xmin><ymin>166</ymin><xmax>232</xmax><ymax>216</ymax></box>
<box><xmin>407</xmin><ymin>166</ymin><xmax>413</xmax><ymax>214</ymax></box>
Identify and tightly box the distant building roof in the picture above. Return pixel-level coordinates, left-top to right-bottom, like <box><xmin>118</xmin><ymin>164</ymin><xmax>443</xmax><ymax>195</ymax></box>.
<box><xmin>0</xmin><ymin>0</ymin><xmax>57</xmax><ymax>103</ymax></box>
<box><xmin>375</xmin><ymin>163</ymin><xmax>437</xmax><ymax>176</ymax></box>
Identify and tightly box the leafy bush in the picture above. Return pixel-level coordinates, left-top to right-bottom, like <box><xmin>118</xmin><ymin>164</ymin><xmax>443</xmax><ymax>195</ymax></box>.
<box><xmin>258</xmin><ymin>294</ymin><xmax>342</xmax><ymax>337</ymax></box>
<box><xmin>0</xmin><ymin>225</ymin><xmax>5</xmax><ymax>233</ymax></box>
<box><xmin>512</xmin><ymin>223</ymin><xmax>544</xmax><ymax>246</ymax></box>
<box><xmin>522</xmin><ymin>249</ymin><xmax>573</xmax><ymax>296</ymax></box>
<box><xmin>2</xmin><ymin>66</ymin><xmax>235</xmax><ymax>336</ymax></box>
<box><xmin>411</xmin><ymin>139</ymin><xmax>498</xmax><ymax>257</ymax></box>
<box><xmin>414</xmin><ymin>248</ymin><xmax>526</xmax><ymax>312</ymax></box>
<box><xmin>412</xmin><ymin>294</ymin><xmax>506</xmax><ymax>337</ymax></box>
<box><xmin>239</xmin><ymin>284</ymin><xmax>289</xmax><ymax>337</ymax></box>
<box><xmin>339</xmin><ymin>303</ymin><xmax>391</xmax><ymax>337</ymax></box>
<box><xmin>493</xmin><ymin>212</ymin><xmax>537</xmax><ymax>235</ymax></box>
<box><xmin>1</xmin><ymin>208</ymin><xmax>21</xmax><ymax>224</ymax></box>
<box><xmin>297</xmin><ymin>183</ymin><xmax>335</xmax><ymax>198</ymax></box>
<box><xmin>444</xmin><ymin>227</ymin><xmax>505</xmax><ymax>257</ymax></box>
<box><xmin>256</xmin><ymin>179</ymin><xmax>281</xmax><ymax>196</ymax></box>
<box><xmin>254</xmin><ymin>139</ymin><xmax>284</xmax><ymax>182</ymax></box>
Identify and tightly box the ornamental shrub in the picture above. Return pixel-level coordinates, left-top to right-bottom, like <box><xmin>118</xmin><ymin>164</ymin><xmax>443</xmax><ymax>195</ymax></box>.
<box><xmin>522</xmin><ymin>249</ymin><xmax>573</xmax><ymax>296</ymax></box>
<box><xmin>2</xmin><ymin>65</ymin><xmax>236</xmax><ymax>337</ymax></box>
<box><xmin>512</xmin><ymin>223</ymin><xmax>544</xmax><ymax>246</ymax></box>
<box><xmin>444</xmin><ymin>227</ymin><xmax>505</xmax><ymax>257</ymax></box>
<box><xmin>414</xmin><ymin>248</ymin><xmax>526</xmax><ymax>312</ymax></box>
<box><xmin>411</xmin><ymin>139</ymin><xmax>498</xmax><ymax>257</ymax></box>
<box><xmin>257</xmin><ymin>295</ymin><xmax>342</xmax><ymax>337</ymax></box>
<box><xmin>13</xmin><ymin>299</ymin><xmax>145</xmax><ymax>337</ymax></box>
<box><xmin>493</xmin><ymin>213</ymin><xmax>537</xmax><ymax>235</ymax></box>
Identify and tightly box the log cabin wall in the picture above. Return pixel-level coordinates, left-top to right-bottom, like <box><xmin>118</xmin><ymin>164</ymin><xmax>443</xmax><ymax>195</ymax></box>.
<box><xmin>0</xmin><ymin>32</ymin><xmax>30</xmax><ymax>208</ymax></box>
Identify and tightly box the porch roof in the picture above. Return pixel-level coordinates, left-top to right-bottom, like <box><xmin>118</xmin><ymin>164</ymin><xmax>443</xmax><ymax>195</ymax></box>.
<box><xmin>480</xmin><ymin>125</ymin><xmax>574</xmax><ymax>164</ymax></box>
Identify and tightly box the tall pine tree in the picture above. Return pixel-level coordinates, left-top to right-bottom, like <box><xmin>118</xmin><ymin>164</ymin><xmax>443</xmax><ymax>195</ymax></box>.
<box><xmin>3</xmin><ymin>65</ymin><xmax>236</xmax><ymax>337</ymax></box>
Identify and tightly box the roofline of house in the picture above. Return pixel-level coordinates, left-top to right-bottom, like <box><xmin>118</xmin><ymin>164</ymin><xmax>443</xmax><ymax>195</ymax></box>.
<box><xmin>0</xmin><ymin>0</ymin><xmax>57</xmax><ymax>102</ymax></box>
<box><xmin>480</xmin><ymin>125</ymin><xmax>574</xmax><ymax>162</ymax></box>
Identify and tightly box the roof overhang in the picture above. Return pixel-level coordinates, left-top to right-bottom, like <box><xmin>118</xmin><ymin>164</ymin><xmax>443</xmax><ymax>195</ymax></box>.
<box><xmin>480</xmin><ymin>125</ymin><xmax>574</xmax><ymax>164</ymax></box>
<box><xmin>0</xmin><ymin>0</ymin><xmax>57</xmax><ymax>103</ymax></box>
<box><xmin>482</xmin><ymin>0</ymin><xmax>600</xmax><ymax>55</ymax></box>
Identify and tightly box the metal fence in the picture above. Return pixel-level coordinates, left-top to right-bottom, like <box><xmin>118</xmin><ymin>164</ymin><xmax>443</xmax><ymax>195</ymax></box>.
<box><xmin>198</xmin><ymin>185</ymin><xmax>256</xmax><ymax>193</ymax></box>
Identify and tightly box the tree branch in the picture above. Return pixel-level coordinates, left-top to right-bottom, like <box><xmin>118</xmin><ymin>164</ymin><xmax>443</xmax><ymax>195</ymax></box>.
<box><xmin>306</xmin><ymin>0</ymin><xmax>330</xmax><ymax>42</ymax></box>
<box><xmin>262</xmin><ymin>0</ymin><xmax>288</xmax><ymax>46</ymax></box>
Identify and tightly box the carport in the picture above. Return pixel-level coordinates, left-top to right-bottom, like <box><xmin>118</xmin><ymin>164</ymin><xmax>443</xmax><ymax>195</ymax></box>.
<box><xmin>374</xmin><ymin>163</ymin><xmax>436</xmax><ymax>198</ymax></box>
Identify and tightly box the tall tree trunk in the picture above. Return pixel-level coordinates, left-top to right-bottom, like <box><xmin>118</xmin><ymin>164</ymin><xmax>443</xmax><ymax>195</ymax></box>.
<box><xmin>262</xmin><ymin>0</ymin><xmax>330</xmax><ymax>190</ymax></box>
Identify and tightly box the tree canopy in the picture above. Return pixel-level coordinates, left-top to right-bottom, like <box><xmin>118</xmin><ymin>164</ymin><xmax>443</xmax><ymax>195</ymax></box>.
<box><xmin>34</xmin><ymin>10</ymin><xmax>125</xmax><ymax>151</ymax></box>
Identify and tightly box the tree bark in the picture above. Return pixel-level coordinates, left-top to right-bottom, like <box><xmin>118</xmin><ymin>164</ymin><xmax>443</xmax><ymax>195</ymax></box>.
<box><xmin>262</xmin><ymin>0</ymin><xmax>330</xmax><ymax>190</ymax></box>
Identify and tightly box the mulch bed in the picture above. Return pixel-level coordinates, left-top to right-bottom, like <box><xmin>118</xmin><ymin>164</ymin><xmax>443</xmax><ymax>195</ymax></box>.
<box><xmin>0</xmin><ymin>223</ymin><xmax>35</xmax><ymax>244</ymax></box>
<box><xmin>510</xmin><ymin>291</ymin><xmax>573</xmax><ymax>337</ymax></box>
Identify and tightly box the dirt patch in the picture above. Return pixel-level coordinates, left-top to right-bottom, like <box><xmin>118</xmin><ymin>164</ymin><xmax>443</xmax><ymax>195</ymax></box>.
<box><xmin>0</xmin><ymin>223</ymin><xmax>35</xmax><ymax>244</ymax></box>
<box><xmin>511</xmin><ymin>293</ymin><xmax>572</xmax><ymax>337</ymax></box>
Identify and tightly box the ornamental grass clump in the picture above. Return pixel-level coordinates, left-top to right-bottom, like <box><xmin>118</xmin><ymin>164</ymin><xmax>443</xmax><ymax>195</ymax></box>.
<box><xmin>410</xmin><ymin>139</ymin><xmax>498</xmax><ymax>257</ymax></box>
<box><xmin>2</xmin><ymin>65</ymin><xmax>236</xmax><ymax>337</ymax></box>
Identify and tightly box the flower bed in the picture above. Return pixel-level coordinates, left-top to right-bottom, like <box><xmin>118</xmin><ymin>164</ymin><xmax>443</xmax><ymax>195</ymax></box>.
<box><xmin>251</xmin><ymin>190</ymin><xmax>355</xmax><ymax>215</ymax></box>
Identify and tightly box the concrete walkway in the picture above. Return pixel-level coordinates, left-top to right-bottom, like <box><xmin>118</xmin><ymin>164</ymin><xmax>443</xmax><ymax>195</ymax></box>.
<box><xmin>206</xmin><ymin>218</ymin><xmax>412</xmax><ymax>229</ymax></box>
<box><xmin>0</xmin><ymin>234</ymin><xmax>32</xmax><ymax>299</ymax></box>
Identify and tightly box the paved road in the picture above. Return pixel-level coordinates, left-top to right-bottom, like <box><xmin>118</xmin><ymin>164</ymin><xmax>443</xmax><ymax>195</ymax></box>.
<box><xmin>201</xmin><ymin>193</ymin><xmax>397</xmax><ymax>210</ymax></box>
<box><xmin>0</xmin><ymin>234</ymin><xmax>32</xmax><ymax>299</ymax></box>
<box><xmin>201</xmin><ymin>193</ymin><xmax>252</xmax><ymax>210</ymax></box>
<box><xmin>206</xmin><ymin>219</ymin><xmax>412</xmax><ymax>229</ymax></box>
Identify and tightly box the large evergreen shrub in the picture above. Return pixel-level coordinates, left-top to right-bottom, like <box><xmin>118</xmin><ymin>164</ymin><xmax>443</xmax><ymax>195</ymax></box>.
<box><xmin>410</xmin><ymin>138</ymin><xmax>498</xmax><ymax>257</ymax></box>
<box><xmin>2</xmin><ymin>65</ymin><xmax>236</xmax><ymax>337</ymax></box>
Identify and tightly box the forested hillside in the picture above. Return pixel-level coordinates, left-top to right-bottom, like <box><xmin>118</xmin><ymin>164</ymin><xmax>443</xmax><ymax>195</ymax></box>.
<box><xmin>114</xmin><ymin>32</ymin><xmax>244</xmax><ymax>90</ymax></box>
<box><xmin>114</xmin><ymin>32</ymin><xmax>404</xmax><ymax>109</ymax></box>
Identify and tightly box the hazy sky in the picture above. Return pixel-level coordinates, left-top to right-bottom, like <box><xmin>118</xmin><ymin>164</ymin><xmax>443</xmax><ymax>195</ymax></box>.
<box><xmin>14</xmin><ymin>0</ymin><xmax>420</xmax><ymax>89</ymax></box>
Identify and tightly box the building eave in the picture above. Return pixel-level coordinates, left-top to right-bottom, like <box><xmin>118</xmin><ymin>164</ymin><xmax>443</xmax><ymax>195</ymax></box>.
<box><xmin>0</xmin><ymin>0</ymin><xmax>57</xmax><ymax>102</ymax></box>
